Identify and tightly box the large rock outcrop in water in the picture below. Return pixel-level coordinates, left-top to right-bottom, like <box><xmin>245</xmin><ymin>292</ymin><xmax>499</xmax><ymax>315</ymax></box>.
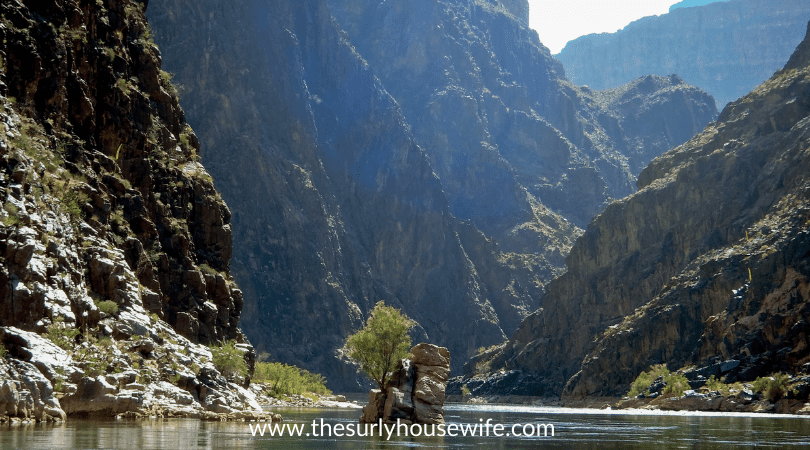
<box><xmin>0</xmin><ymin>0</ymin><xmax>270</xmax><ymax>420</ymax></box>
<box><xmin>476</xmin><ymin>21</ymin><xmax>810</xmax><ymax>398</ymax></box>
<box><xmin>360</xmin><ymin>343</ymin><xmax>450</xmax><ymax>424</ymax></box>
<box><xmin>147</xmin><ymin>0</ymin><xmax>716</xmax><ymax>389</ymax></box>
<box><xmin>557</xmin><ymin>0</ymin><xmax>810</xmax><ymax>108</ymax></box>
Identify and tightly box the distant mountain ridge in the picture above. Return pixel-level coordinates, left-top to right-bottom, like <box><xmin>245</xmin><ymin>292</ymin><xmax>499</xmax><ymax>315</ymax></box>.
<box><xmin>558</xmin><ymin>0</ymin><xmax>810</xmax><ymax>108</ymax></box>
<box><xmin>669</xmin><ymin>0</ymin><xmax>729</xmax><ymax>12</ymax></box>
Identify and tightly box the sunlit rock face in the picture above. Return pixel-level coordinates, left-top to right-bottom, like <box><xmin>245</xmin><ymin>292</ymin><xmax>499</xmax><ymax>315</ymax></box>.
<box><xmin>0</xmin><ymin>0</ymin><xmax>265</xmax><ymax>420</ymax></box>
<box><xmin>557</xmin><ymin>0</ymin><xmax>810</xmax><ymax>108</ymax></box>
<box><xmin>476</xmin><ymin>21</ymin><xmax>810</xmax><ymax>399</ymax></box>
<box><xmin>148</xmin><ymin>0</ymin><xmax>717</xmax><ymax>390</ymax></box>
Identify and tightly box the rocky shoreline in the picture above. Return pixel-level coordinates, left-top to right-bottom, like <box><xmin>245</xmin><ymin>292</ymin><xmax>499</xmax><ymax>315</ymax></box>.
<box><xmin>451</xmin><ymin>393</ymin><xmax>810</xmax><ymax>416</ymax></box>
<box><xmin>0</xmin><ymin>325</ymin><xmax>282</xmax><ymax>424</ymax></box>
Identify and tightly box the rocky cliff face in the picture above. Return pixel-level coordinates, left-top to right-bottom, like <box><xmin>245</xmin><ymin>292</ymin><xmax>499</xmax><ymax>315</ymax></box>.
<box><xmin>0</xmin><ymin>0</ymin><xmax>267</xmax><ymax>421</ymax></box>
<box><xmin>147</xmin><ymin>0</ymin><xmax>717</xmax><ymax>390</ymax></box>
<box><xmin>328</xmin><ymin>0</ymin><xmax>717</xmax><ymax>231</ymax></box>
<box><xmin>147</xmin><ymin>0</ymin><xmax>514</xmax><ymax>389</ymax></box>
<box><xmin>557</xmin><ymin>0</ymin><xmax>810</xmax><ymax>109</ymax></box>
<box><xmin>475</xmin><ymin>21</ymin><xmax>810</xmax><ymax>399</ymax></box>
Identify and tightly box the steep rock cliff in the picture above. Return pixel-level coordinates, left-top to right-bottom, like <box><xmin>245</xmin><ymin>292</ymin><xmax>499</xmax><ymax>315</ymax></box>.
<box><xmin>479</xmin><ymin>21</ymin><xmax>810</xmax><ymax>398</ymax></box>
<box><xmin>147</xmin><ymin>0</ymin><xmax>517</xmax><ymax>389</ymax></box>
<box><xmin>148</xmin><ymin>0</ymin><xmax>717</xmax><ymax>390</ymax></box>
<box><xmin>0</xmin><ymin>0</ymin><xmax>265</xmax><ymax>420</ymax></box>
<box><xmin>557</xmin><ymin>0</ymin><xmax>810</xmax><ymax>108</ymax></box>
<box><xmin>327</xmin><ymin>0</ymin><xmax>717</xmax><ymax>236</ymax></box>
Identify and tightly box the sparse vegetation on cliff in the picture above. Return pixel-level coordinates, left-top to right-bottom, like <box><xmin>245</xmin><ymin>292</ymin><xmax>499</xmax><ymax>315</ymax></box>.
<box><xmin>210</xmin><ymin>340</ymin><xmax>248</xmax><ymax>379</ymax></box>
<box><xmin>0</xmin><ymin>0</ymin><xmax>267</xmax><ymax>422</ymax></box>
<box><xmin>45</xmin><ymin>318</ymin><xmax>81</xmax><ymax>351</ymax></box>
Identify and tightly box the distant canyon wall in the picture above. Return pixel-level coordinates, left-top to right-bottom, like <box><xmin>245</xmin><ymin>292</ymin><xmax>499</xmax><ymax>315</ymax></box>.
<box><xmin>557</xmin><ymin>0</ymin><xmax>810</xmax><ymax>108</ymax></box>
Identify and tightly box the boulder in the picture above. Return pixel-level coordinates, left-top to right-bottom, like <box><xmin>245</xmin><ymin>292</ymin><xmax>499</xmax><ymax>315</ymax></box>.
<box><xmin>0</xmin><ymin>358</ymin><xmax>66</xmax><ymax>421</ymax></box>
<box><xmin>360</xmin><ymin>343</ymin><xmax>449</xmax><ymax>424</ymax></box>
<box><xmin>360</xmin><ymin>389</ymin><xmax>386</xmax><ymax>424</ymax></box>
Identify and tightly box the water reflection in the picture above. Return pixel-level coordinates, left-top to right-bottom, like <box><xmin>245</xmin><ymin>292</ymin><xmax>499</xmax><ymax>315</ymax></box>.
<box><xmin>1</xmin><ymin>405</ymin><xmax>808</xmax><ymax>449</ymax></box>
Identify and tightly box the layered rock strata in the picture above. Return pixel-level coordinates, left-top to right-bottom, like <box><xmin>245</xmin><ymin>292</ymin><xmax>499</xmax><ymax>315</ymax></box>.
<box><xmin>360</xmin><ymin>343</ymin><xmax>450</xmax><ymax>424</ymax></box>
<box><xmin>0</xmin><ymin>0</ymin><xmax>266</xmax><ymax>421</ymax></box>
<box><xmin>473</xmin><ymin>20</ymin><xmax>810</xmax><ymax>400</ymax></box>
<box><xmin>557</xmin><ymin>0</ymin><xmax>810</xmax><ymax>108</ymax></box>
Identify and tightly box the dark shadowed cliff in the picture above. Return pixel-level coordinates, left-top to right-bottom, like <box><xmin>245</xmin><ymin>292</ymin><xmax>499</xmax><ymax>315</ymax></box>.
<box><xmin>471</xmin><ymin>20</ymin><xmax>810</xmax><ymax>399</ymax></box>
<box><xmin>147</xmin><ymin>0</ymin><xmax>518</xmax><ymax>389</ymax></box>
<box><xmin>328</xmin><ymin>0</ymin><xmax>717</xmax><ymax>231</ymax></box>
<box><xmin>557</xmin><ymin>0</ymin><xmax>810</xmax><ymax>109</ymax></box>
<box><xmin>148</xmin><ymin>0</ymin><xmax>717</xmax><ymax>390</ymax></box>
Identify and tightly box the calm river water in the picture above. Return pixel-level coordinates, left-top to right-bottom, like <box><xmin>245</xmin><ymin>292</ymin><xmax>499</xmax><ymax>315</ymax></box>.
<box><xmin>2</xmin><ymin>403</ymin><xmax>809</xmax><ymax>449</ymax></box>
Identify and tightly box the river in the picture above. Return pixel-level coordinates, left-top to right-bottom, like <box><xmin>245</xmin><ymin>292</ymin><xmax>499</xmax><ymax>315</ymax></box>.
<box><xmin>2</xmin><ymin>403</ymin><xmax>808</xmax><ymax>449</ymax></box>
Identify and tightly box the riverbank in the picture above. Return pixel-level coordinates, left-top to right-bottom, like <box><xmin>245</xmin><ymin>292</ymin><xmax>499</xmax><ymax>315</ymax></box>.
<box><xmin>452</xmin><ymin>393</ymin><xmax>810</xmax><ymax>416</ymax></box>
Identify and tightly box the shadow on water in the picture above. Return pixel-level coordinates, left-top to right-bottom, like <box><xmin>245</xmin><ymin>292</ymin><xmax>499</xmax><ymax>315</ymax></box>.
<box><xmin>1</xmin><ymin>404</ymin><xmax>809</xmax><ymax>449</ymax></box>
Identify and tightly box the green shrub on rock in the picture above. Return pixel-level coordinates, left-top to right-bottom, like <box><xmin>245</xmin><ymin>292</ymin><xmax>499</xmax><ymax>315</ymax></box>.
<box><xmin>753</xmin><ymin>373</ymin><xmax>791</xmax><ymax>401</ymax></box>
<box><xmin>95</xmin><ymin>299</ymin><xmax>119</xmax><ymax>315</ymax></box>
<box><xmin>343</xmin><ymin>300</ymin><xmax>415</xmax><ymax>390</ymax></box>
<box><xmin>662</xmin><ymin>373</ymin><xmax>690</xmax><ymax>397</ymax></box>
<box><xmin>210</xmin><ymin>340</ymin><xmax>248</xmax><ymax>379</ymax></box>
<box><xmin>627</xmin><ymin>364</ymin><xmax>670</xmax><ymax>397</ymax></box>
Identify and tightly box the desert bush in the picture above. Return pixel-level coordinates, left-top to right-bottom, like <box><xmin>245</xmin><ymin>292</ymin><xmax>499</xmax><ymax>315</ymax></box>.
<box><xmin>753</xmin><ymin>373</ymin><xmax>791</xmax><ymax>401</ymax></box>
<box><xmin>254</xmin><ymin>361</ymin><xmax>331</xmax><ymax>396</ymax></box>
<box><xmin>704</xmin><ymin>375</ymin><xmax>744</xmax><ymax>395</ymax></box>
<box><xmin>95</xmin><ymin>299</ymin><xmax>119</xmax><ymax>315</ymax></box>
<box><xmin>344</xmin><ymin>300</ymin><xmax>414</xmax><ymax>390</ymax></box>
<box><xmin>210</xmin><ymin>340</ymin><xmax>248</xmax><ymax>379</ymax></box>
<box><xmin>662</xmin><ymin>373</ymin><xmax>690</xmax><ymax>397</ymax></box>
<box><xmin>627</xmin><ymin>364</ymin><xmax>670</xmax><ymax>397</ymax></box>
<box><xmin>46</xmin><ymin>318</ymin><xmax>81</xmax><ymax>351</ymax></box>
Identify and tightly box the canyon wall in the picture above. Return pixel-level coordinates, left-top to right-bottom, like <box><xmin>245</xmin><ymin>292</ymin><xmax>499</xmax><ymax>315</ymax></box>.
<box><xmin>558</xmin><ymin>0</ymin><xmax>810</xmax><ymax>108</ymax></box>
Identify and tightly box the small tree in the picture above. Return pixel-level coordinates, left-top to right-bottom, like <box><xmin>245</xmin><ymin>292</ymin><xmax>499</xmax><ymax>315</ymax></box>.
<box><xmin>344</xmin><ymin>301</ymin><xmax>415</xmax><ymax>390</ymax></box>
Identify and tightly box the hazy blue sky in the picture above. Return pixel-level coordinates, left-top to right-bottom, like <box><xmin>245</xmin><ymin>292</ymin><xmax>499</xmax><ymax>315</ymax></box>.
<box><xmin>528</xmin><ymin>0</ymin><xmax>675</xmax><ymax>53</ymax></box>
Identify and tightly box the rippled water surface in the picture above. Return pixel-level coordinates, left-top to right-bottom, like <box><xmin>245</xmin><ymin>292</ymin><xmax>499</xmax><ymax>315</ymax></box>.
<box><xmin>2</xmin><ymin>404</ymin><xmax>809</xmax><ymax>449</ymax></box>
